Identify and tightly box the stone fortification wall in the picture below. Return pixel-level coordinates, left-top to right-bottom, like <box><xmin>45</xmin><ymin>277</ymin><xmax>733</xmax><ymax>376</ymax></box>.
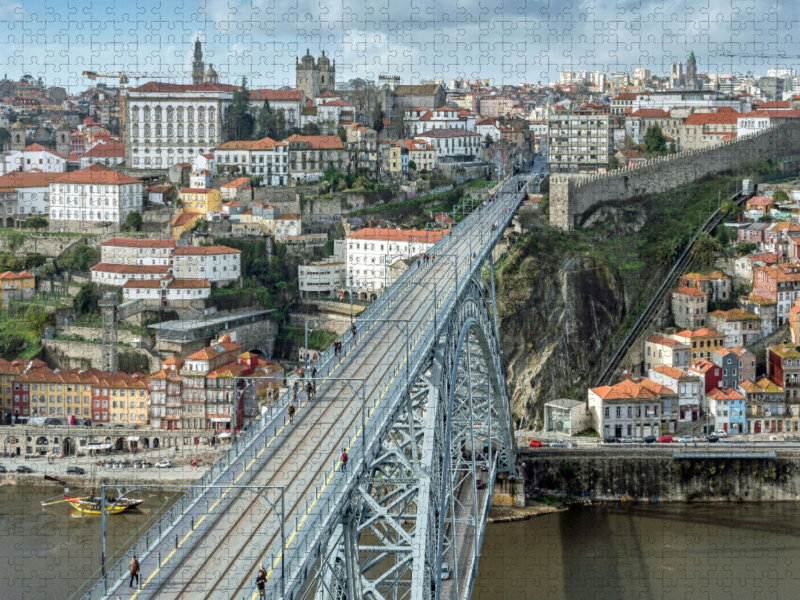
<box><xmin>551</xmin><ymin>121</ymin><xmax>800</xmax><ymax>231</ymax></box>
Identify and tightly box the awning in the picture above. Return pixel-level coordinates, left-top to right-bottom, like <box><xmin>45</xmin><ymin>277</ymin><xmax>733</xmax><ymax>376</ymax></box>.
<box><xmin>210</xmin><ymin>417</ymin><xmax>231</xmax><ymax>422</ymax></box>
<box><xmin>127</xmin><ymin>436</ymin><xmax>140</xmax><ymax>442</ymax></box>
<box><xmin>218</xmin><ymin>432</ymin><xmax>232</xmax><ymax>438</ymax></box>
<box><xmin>86</xmin><ymin>443</ymin><xmax>112</xmax><ymax>450</ymax></box>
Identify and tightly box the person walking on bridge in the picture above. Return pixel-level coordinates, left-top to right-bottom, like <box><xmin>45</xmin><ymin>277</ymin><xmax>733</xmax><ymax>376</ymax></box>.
<box><xmin>128</xmin><ymin>555</ymin><xmax>140</xmax><ymax>589</ymax></box>
<box><xmin>351</xmin><ymin>323</ymin><xmax>357</xmax><ymax>341</ymax></box>
<box><xmin>288</xmin><ymin>402</ymin><xmax>296</xmax><ymax>424</ymax></box>
<box><xmin>340</xmin><ymin>448</ymin><xmax>348</xmax><ymax>472</ymax></box>
<box><xmin>306</xmin><ymin>381</ymin><xmax>313</xmax><ymax>399</ymax></box>
<box><xmin>256</xmin><ymin>565</ymin><xmax>267</xmax><ymax>600</ymax></box>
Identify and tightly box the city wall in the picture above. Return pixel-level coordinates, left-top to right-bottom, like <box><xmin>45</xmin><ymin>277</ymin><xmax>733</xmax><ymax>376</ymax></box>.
<box><xmin>550</xmin><ymin>121</ymin><xmax>800</xmax><ymax>231</ymax></box>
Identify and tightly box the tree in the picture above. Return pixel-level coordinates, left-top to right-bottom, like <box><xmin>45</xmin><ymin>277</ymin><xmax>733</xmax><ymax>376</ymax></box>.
<box><xmin>224</xmin><ymin>76</ymin><xmax>254</xmax><ymax>141</ymax></box>
<box><xmin>217</xmin><ymin>165</ymin><xmax>226</xmax><ymax>176</ymax></box>
<box><xmin>301</xmin><ymin>122</ymin><xmax>321</xmax><ymax>136</ymax></box>
<box><xmin>654</xmin><ymin>240</ymin><xmax>678</xmax><ymax>266</ymax></box>
<box><xmin>0</xmin><ymin>127</ymin><xmax>10</xmax><ymax>150</ymax></box>
<box><xmin>737</xmin><ymin>242</ymin><xmax>757</xmax><ymax>256</ymax></box>
<box><xmin>123</xmin><ymin>211</ymin><xmax>142</xmax><ymax>231</ymax></box>
<box><xmin>484</xmin><ymin>133</ymin><xmax>494</xmax><ymax>145</ymax></box>
<box><xmin>773</xmin><ymin>189</ymin><xmax>790</xmax><ymax>203</ymax></box>
<box><xmin>229</xmin><ymin>164</ymin><xmax>240</xmax><ymax>176</ymax></box>
<box><xmin>25</xmin><ymin>306</ymin><xmax>53</xmax><ymax>337</ymax></box>
<box><xmin>73</xmin><ymin>283</ymin><xmax>101</xmax><ymax>315</ymax></box>
<box><xmin>19</xmin><ymin>74</ymin><xmax>33</xmax><ymax>84</ymax></box>
<box><xmin>644</xmin><ymin>125</ymin><xmax>667</xmax><ymax>154</ymax></box>
<box><xmin>692</xmin><ymin>232</ymin><xmax>723</xmax><ymax>267</ymax></box>
<box><xmin>23</xmin><ymin>253</ymin><xmax>45</xmax><ymax>269</ymax></box>
<box><xmin>623</xmin><ymin>135</ymin><xmax>638</xmax><ymax>150</ymax></box>
<box><xmin>408</xmin><ymin>160</ymin><xmax>417</xmax><ymax>171</ymax></box>
<box><xmin>720</xmin><ymin>199</ymin><xmax>739</xmax><ymax>216</ymax></box>
<box><xmin>23</xmin><ymin>215</ymin><xmax>47</xmax><ymax>231</ymax></box>
<box><xmin>608</xmin><ymin>155</ymin><xmax>620</xmax><ymax>170</ymax></box>
<box><xmin>0</xmin><ymin>333</ymin><xmax>24</xmax><ymax>358</ymax></box>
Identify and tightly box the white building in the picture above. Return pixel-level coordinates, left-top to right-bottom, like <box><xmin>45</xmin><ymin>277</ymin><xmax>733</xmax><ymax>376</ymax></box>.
<box><xmin>630</xmin><ymin>91</ymin><xmax>752</xmax><ymax>114</ymax></box>
<box><xmin>48</xmin><ymin>163</ymin><xmax>143</xmax><ymax>233</ymax></box>
<box><xmin>90</xmin><ymin>263</ymin><xmax>170</xmax><ymax>286</ymax></box>
<box><xmin>345</xmin><ymin>227</ymin><xmax>449</xmax><ymax>297</ymax></box>
<box><xmin>412</xmin><ymin>128</ymin><xmax>481</xmax><ymax>161</ymax></box>
<box><xmin>79</xmin><ymin>143</ymin><xmax>125</xmax><ymax>169</ymax></box>
<box><xmin>214</xmin><ymin>138</ymin><xmax>289</xmax><ymax>187</ymax></box>
<box><xmin>648</xmin><ymin>366</ymin><xmax>703</xmax><ymax>423</ymax></box>
<box><xmin>122</xmin><ymin>275</ymin><xmax>211</xmax><ymax>302</ymax></box>
<box><xmin>298</xmin><ymin>259</ymin><xmax>346</xmax><ymax>298</ymax></box>
<box><xmin>100</xmin><ymin>238</ymin><xmax>176</xmax><ymax>266</ymax></box>
<box><xmin>274</xmin><ymin>214</ymin><xmax>302</xmax><ymax>241</ymax></box>
<box><xmin>737</xmin><ymin>110</ymin><xmax>800</xmax><ymax>137</ymax></box>
<box><xmin>249</xmin><ymin>89</ymin><xmax>306</xmax><ymax>130</ymax></box>
<box><xmin>125</xmin><ymin>81</ymin><xmax>237</xmax><ymax>169</ymax></box>
<box><xmin>0</xmin><ymin>171</ymin><xmax>57</xmax><ymax>226</ymax></box>
<box><xmin>0</xmin><ymin>143</ymin><xmax>67</xmax><ymax>175</ymax></box>
<box><xmin>172</xmin><ymin>245</ymin><xmax>241</xmax><ymax>283</ymax></box>
<box><xmin>547</xmin><ymin>111</ymin><xmax>613</xmax><ymax>174</ymax></box>
<box><xmin>406</xmin><ymin>106</ymin><xmax>471</xmax><ymax>136</ymax></box>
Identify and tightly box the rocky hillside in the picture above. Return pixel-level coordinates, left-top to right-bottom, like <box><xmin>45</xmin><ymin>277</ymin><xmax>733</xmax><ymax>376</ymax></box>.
<box><xmin>497</xmin><ymin>168</ymin><xmax>769</xmax><ymax>427</ymax></box>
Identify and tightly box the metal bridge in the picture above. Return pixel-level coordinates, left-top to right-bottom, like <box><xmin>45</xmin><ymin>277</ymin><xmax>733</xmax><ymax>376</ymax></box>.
<box><xmin>79</xmin><ymin>175</ymin><xmax>527</xmax><ymax>600</ymax></box>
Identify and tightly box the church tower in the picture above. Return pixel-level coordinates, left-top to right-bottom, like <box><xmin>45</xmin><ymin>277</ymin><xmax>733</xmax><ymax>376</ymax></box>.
<box><xmin>296</xmin><ymin>49</ymin><xmax>319</xmax><ymax>97</ymax></box>
<box><xmin>56</xmin><ymin>121</ymin><xmax>70</xmax><ymax>157</ymax></box>
<box><xmin>317</xmin><ymin>50</ymin><xmax>336</xmax><ymax>94</ymax></box>
<box><xmin>192</xmin><ymin>39</ymin><xmax>205</xmax><ymax>85</ymax></box>
<box><xmin>686</xmin><ymin>51</ymin><xmax>698</xmax><ymax>90</ymax></box>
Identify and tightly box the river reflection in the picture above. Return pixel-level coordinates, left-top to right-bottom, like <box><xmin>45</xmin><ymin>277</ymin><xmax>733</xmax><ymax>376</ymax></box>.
<box><xmin>474</xmin><ymin>502</ymin><xmax>800</xmax><ymax>600</ymax></box>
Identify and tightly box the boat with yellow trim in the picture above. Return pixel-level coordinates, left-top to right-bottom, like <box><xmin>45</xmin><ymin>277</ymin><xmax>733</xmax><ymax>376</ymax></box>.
<box><xmin>63</xmin><ymin>495</ymin><xmax>145</xmax><ymax>515</ymax></box>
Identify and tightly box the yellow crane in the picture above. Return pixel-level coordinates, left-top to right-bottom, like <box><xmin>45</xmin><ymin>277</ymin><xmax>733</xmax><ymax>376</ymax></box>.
<box><xmin>83</xmin><ymin>70</ymin><xmax>200</xmax><ymax>85</ymax></box>
<box><xmin>82</xmin><ymin>71</ymin><xmax>130</xmax><ymax>84</ymax></box>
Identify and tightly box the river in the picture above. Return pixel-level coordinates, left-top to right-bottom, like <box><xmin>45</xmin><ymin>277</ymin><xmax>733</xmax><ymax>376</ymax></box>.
<box><xmin>474</xmin><ymin>502</ymin><xmax>800</xmax><ymax>599</ymax></box>
<box><xmin>0</xmin><ymin>483</ymin><xmax>179</xmax><ymax>600</ymax></box>
<box><xmin>4</xmin><ymin>485</ymin><xmax>800</xmax><ymax>600</ymax></box>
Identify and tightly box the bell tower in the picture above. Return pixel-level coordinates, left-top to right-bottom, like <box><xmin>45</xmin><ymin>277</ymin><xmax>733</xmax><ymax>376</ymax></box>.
<box><xmin>192</xmin><ymin>39</ymin><xmax>205</xmax><ymax>85</ymax></box>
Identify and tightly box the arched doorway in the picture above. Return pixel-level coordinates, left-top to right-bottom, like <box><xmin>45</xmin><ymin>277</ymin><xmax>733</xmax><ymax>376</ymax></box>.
<box><xmin>370</xmin><ymin>293</ymin><xmax>378</xmax><ymax>301</ymax></box>
<box><xmin>114</xmin><ymin>437</ymin><xmax>124</xmax><ymax>451</ymax></box>
<box><xmin>153</xmin><ymin>437</ymin><xmax>160</xmax><ymax>449</ymax></box>
<box><xmin>142</xmin><ymin>437</ymin><xmax>150</xmax><ymax>449</ymax></box>
<box><xmin>62</xmin><ymin>437</ymin><xmax>76</xmax><ymax>456</ymax></box>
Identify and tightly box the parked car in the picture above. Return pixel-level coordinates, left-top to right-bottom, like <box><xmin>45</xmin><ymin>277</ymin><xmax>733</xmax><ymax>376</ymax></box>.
<box><xmin>441</xmin><ymin>562</ymin><xmax>451</xmax><ymax>580</ymax></box>
<box><xmin>66</xmin><ymin>466</ymin><xmax>85</xmax><ymax>475</ymax></box>
<box><xmin>658</xmin><ymin>435</ymin><xmax>673</xmax><ymax>443</ymax></box>
<box><xmin>678</xmin><ymin>435</ymin><xmax>694</xmax><ymax>444</ymax></box>
<box><xmin>550</xmin><ymin>440</ymin><xmax>568</xmax><ymax>448</ymax></box>
<box><xmin>706</xmin><ymin>435</ymin><xmax>719</xmax><ymax>443</ymax></box>
<box><xmin>714</xmin><ymin>430</ymin><xmax>728</xmax><ymax>438</ymax></box>
<box><xmin>622</xmin><ymin>436</ymin><xmax>636</xmax><ymax>444</ymax></box>
<box><xmin>155</xmin><ymin>460</ymin><xmax>173</xmax><ymax>468</ymax></box>
<box><xmin>0</xmin><ymin>465</ymin><xmax>6</xmax><ymax>473</ymax></box>
<box><xmin>643</xmin><ymin>436</ymin><xmax>657</xmax><ymax>444</ymax></box>
<box><xmin>603</xmin><ymin>436</ymin><xmax>619</xmax><ymax>444</ymax></box>
<box><xmin>528</xmin><ymin>439</ymin><xmax>544</xmax><ymax>448</ymax></box>
<box><xmin>16</xmin><ymin>465</ymin><xmax>33</xmax><ymax>473</ymax></box>
<box><xmin>476</xmin><ymin>480</ymin><xmax>487</xmax><ymax>490</ymax></box>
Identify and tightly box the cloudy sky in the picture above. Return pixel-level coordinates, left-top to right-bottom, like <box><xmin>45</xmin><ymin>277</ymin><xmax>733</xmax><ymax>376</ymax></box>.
<box><xmin>0</xmin><ymin>0</ymin><xmax>796</xmax><ymax>90</ymax></box>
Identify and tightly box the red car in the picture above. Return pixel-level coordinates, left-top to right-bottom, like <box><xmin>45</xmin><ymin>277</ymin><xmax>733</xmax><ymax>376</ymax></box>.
<box><xmin>658</xmin><ymin>435</ymin><xmax>673</xmax><ymax>443</ymax></box>
<box><xmin>528</xmin><ymin>438</ymin><xmax>544</xmax><ymax>447</ymax></box>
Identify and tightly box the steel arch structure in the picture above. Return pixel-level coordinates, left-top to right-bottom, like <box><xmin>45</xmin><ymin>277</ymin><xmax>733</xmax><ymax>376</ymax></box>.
<box><xmin>77</xmin><ymin>174</ymin><xmax>530</xmax><ymax>600</ymax></box>
<box><xmin>309</xmin><ymin>276</ymin><xmax>516</xmax><ymax>600</ymax></box>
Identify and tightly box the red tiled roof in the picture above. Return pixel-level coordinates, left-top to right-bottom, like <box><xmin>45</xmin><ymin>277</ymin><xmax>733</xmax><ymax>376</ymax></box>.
<box><xmin>347</xmin><ymin>227</ymin><xmax>449</xmax><ymax>243</ymax></box>
<box><xmin>20</xmin><ymin>143</ymin><xmax>67</xmax><ymax>159</ymax></box>
<box><xmin>56</xmin><ymin>163</ymin><xmax>140</xmax><ymax>185</ymax></box>
<box><xmin>130</xmin><ymin>81</ymin><xmax>239</xmax><ymax>93</ymax></box>
<box><xmin>221</xmin><ymin>177</ymin><xmax>251</xmax><ymax>188</ymax></box>
<box><xmin>90</xmin><ymin>263</ymin><xmax>170</xmax><ymax>274</ymax></box>
<box><xmin>283</xmin><ymin>134</ymin><xmax>344</xmax><ymax>150</ymax></box>
<box><xmin>82</xmin><ymin>143</ymin><xmax>125</xmax><ymax>158</ymax></box>
<box><xmin>101</xmin><ymin>238</ymin><xmax>176</xmax><ymax>248</ymax></box>
<box><xmin>173</xmin><ymin>245</ymin><xmax>241</xmax><ymax>256</ymax></box>
<box><xmin>250</xmin><ymin>89</ymin><xmax>304</xmax><ymax>101</ymax></box>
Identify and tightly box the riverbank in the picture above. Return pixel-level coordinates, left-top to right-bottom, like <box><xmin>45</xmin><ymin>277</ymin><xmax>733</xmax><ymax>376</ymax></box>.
<box><xmin>488</xmin><ymin>503</ymin><xmax>563</xmax><ymax>523</ymax></box>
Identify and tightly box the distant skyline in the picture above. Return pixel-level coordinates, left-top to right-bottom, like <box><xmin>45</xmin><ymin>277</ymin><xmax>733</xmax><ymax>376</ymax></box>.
<box><xmin>0</xmin><ymin>0</ymin><xmax>797</xmax><ymax>90</ymax></box>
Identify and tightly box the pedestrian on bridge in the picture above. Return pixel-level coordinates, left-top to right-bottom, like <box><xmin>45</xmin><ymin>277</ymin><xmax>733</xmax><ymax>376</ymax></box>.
<box><xmin>311</xmin><ymin>365</ymin><xmax>317</xmax><ymax>380</ymax></box>
<box><xmin>341</xmin><ymin>449</ymin><xmax>348</xmax><ymax>472</ymax></box>
<box><xmin>288</xmin><ymin>402</ymin><xmax>296</xmax><ymax>423</ymax></box>
<box><xmin>351</xmin><ymin>323</ymin><xmax>357</xmax><ymax>341</ymax></box>
<box><xmin>306</xmin><ymin>381</ymin><xmax>313</xmax><ymax>398</ymax></box>
<box><xmin>128</xmin><ymin>555</ymin><xmax>140</xmax><ymax>589</ymax></box>
<box><xmin>256</xmin><ymin>565</ymin><xmax>267</xmax><ymax>600</ymax></box>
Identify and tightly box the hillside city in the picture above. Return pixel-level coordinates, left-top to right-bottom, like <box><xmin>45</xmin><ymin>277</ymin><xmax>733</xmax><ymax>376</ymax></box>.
<box><xmin>2</xmin><ymin>41</ymin><xmax>800</xmax><ymax>458</ymax></box>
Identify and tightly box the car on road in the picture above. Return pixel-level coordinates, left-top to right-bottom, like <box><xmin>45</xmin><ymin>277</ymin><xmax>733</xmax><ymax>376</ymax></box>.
<box><xmin>658</xmin><ymin>435</ymin><xmax>673</xmax><ymax>443</ymax></box>
<box><xmin>603</xmin><ymin>436</ymin><xmax>619</xmax><ymax>444</ymax></box>
<box><xmin>622</xmin><ymin>436</ymin><xmax>636</xmax><ymax>444</ymax></box>
<box><xmin>643</xmin><ymin>436</ymin><xmax>657</xmax><ymax>444</ymax></box>
<box><xmin>0</xmin><ymin>465</ymin><xmax>6</xmax><ymax>473</ymax></box>
<box><xmin>678</xmin><ymin>435</ymin><xmax>694</xmax><ymax>444</ymax></box>
<box><xmin>16</xmin><ymin>465</ymin><xmax>33</xmax><ymax>473</ymax></box>
<box><xmin>550</xmin><ymin>440</ymin><xmax>568</xmax><ymax>448</ymax></box>
<box><xmin>706</xmin><ymin>435</ymin><xmax>719</xmax><ymax>443</ymax></box>
<box><xmin>528</xmin><ymin>438</ymin><xmax>544</xmax><ymax>448</ymax></box>
<box><xmin>155</xmin><ymin>460</ymin><xmax>173</xmax><ymax>468</ymax></box>
<box><xmin>66</xmin><ymin>466</ymin><xmax>85</xmax><ymax>475</ymax></box>
<box><xmin>135</xmin><ymin>460</ymin><xmax>153</xmax><ymax>468</ymax></box>
<box><xmin>441</xmin><ymin>562</ymin><xmax>451</xmax><ymax>580</ymax></box>
<box><xmin>714</xmin><ymin>430</ymin><xmax>728</xmax><ymax>438</ymax></box>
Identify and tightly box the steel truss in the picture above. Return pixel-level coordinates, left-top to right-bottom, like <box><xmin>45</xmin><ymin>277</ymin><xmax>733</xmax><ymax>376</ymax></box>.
<box><xmin>304</xmin><ymin>275</ymin><xmax>516</xmax><ymax>600</ymax></box>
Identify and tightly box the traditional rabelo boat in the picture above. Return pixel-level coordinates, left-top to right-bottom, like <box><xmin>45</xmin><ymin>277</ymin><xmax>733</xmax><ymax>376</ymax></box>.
<box><xmin>63</xmin><ymin>494</ymin><xmax>145</xmax><ymax>515</ymax></box>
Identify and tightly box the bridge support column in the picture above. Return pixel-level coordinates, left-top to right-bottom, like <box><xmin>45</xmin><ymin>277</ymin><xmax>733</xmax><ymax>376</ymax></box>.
<box><xmin>342</xmin><ymin>509</ymin><xmax>362</xmax><ymax>600</ymax></box>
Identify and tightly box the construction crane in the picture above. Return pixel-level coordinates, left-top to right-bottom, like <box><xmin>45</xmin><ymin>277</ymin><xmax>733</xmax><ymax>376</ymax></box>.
<box><xmin>83</xmin><ymin>71</ymin><xmax>130</xmax><ymax>84</ymax></box>
<box><xmin>83</xmin><ymin>69</ymin><xmax>202</xmax><ymax>84</ymax></box>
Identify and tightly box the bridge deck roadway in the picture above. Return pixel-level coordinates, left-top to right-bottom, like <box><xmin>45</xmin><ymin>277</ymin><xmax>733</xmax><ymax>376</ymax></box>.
<box><xmin>104</xmin><ymin>178</ymin><xmax>524</xmax><ymax>600</ymax></box>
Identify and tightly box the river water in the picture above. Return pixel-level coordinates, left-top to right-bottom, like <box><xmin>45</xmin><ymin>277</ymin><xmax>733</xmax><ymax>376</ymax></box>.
<box><xmin>4</xmin><ymin>485</ymin><xmax>800</xmax><ymax>600</ymax></box>
<box><xmin>474</xmin><ymin>502</ymin><xmax>800</xmax><ymax>600</ymax></box>
<box><xmin>0</xmin><ymin>483</ymin><xmax>179</xmax><ymax>600</ymax></box>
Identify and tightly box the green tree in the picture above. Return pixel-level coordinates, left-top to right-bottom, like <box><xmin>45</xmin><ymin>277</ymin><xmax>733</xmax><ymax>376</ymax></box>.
<box><xmin>24</xmin><ymin>306</ymin><xmax>53</xmax><ymax>337</ymax></box>
<box><xmin>692</xmin><ymin>232</ymin><xmax>723</xmax><ymax>267</ymax></box>
<box><xmin>123</xmin><ymin>211</ymin><xmax>142</xmax><ymax>231</ymax></box>
<box><xmin>608</xmin><ymin>155</ymin><xmax>620</xmax><ymax>170</ymax></box>
<box><xmin>301</xmin><ymin>122</ymin><xmax>321</xmax><ymax>136</ymax></box>
<box><xmin>23</xmin><ymin>215</ymin><xmax>48</xmax><ymax>231</ymax></box>
<box><xmin>73</xmin><ymin>283</ymin><xmax>101</xmax><ymax>315</ymax></box>
<box><xmin>644</xmin><ymin>124</ymin><xmax>667</xmax><ymax>154</ymax></box>
<box><xmin>58</xmin><ymin>244</ymin><xmax>99</xmax><ymax>272</ymax></box>
<box><xmin>23</xmin><ymin>253</ymin><xmax>45</xmax><ymax>269</ymax></box>
<box><xmin>484</xmin><ymin>134</ymin><xmax>494</xmax><ymax>145</ymax></box>
<box><xmin>0</xmin><ymin>333</ymin><xmax>25</xmax><ymax>359</ymax></box>
<box><xmin>229</xmin><ymin>164</ymin><xmax>240</xmax><ymax>176</ymax></box>
<box><xmin>224</xmin><ymin>76</ymin><xmax>254</xmax><ymax>141</ymax></box>
<box><xmin>720</xmin><ymin>199</ymin><xmax>739</xmax><ymax>216</ymax></box>
<box><xmin>19</xmin><ymin>74</ymin><xmax>33</xmax><ymax>84</ymax></box>
<box><xmin>654</xmin><ymin>240</ymin><xmax>678</xmax><ymax>266</ymax></box>
<box><xmin>773</xmin><ymin>189</ymin><xmax>790</xmax><ymax>203</ymax></box>
<box><xmin>0</xmin><ymin>127</ymin><xmax>10</xmax><ymax>150</ymax></box>
<box><xmin>737</xmin><ymin>242</ymin><xmax>757</xmax><ymax>256</ymax></box>
<box><xmin>408</xmin><ymin>160</ymin><xmax>417</xmax><ymax>171</ymax></box>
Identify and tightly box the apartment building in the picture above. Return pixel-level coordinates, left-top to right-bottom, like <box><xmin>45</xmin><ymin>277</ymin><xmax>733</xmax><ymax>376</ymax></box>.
<box><xmin>547</xmin><ymin>110</ymin><xmax>613</xmax><ymax>174</ymax></box>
